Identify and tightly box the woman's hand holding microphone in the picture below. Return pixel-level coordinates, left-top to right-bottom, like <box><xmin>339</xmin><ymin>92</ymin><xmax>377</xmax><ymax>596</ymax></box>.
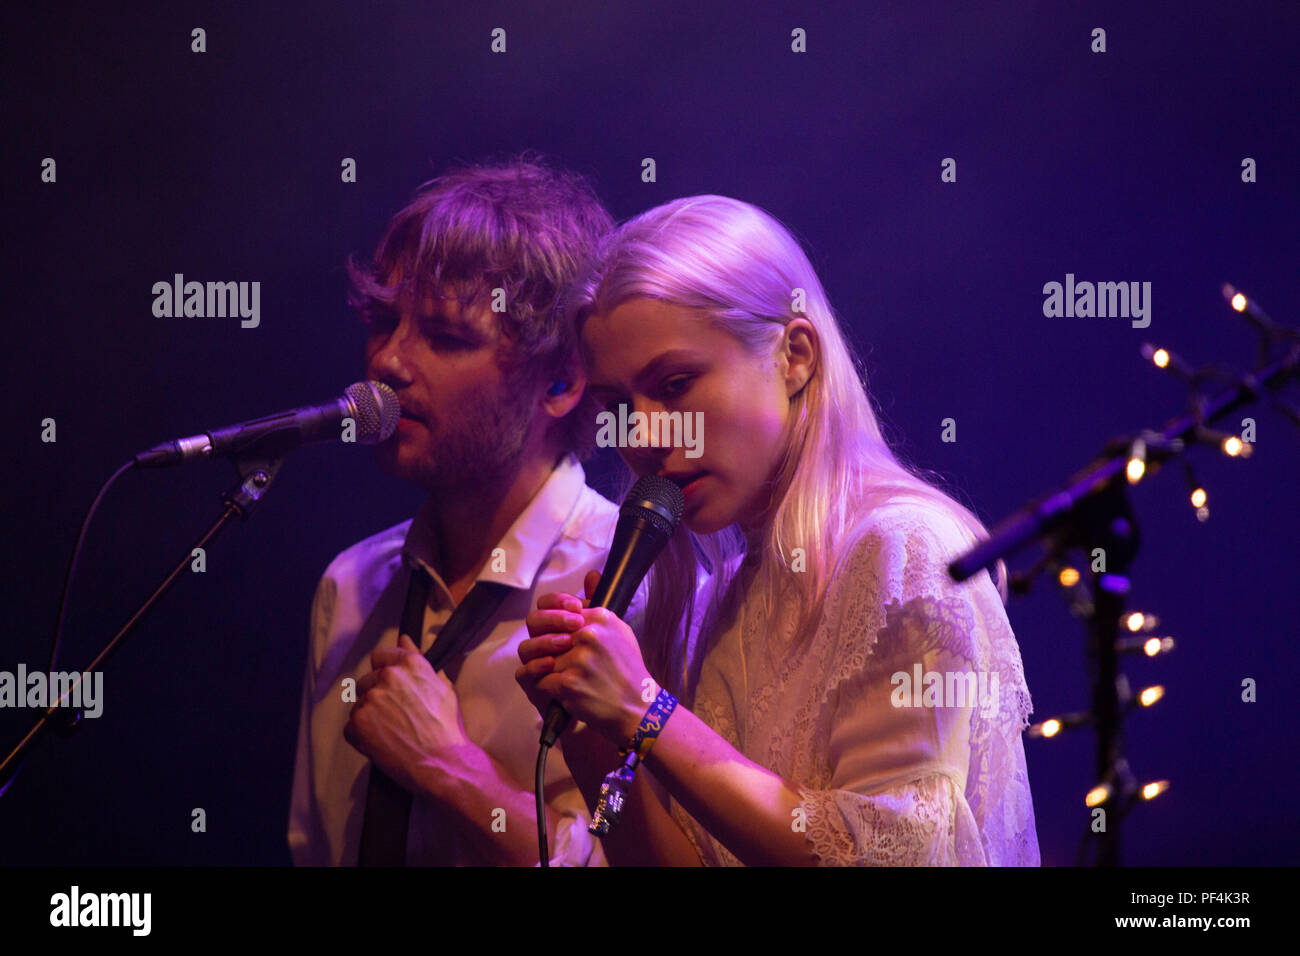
<box><xmin>515</xmin><ymin>570</ymin><xmax>654</xmax><ymax>749</ymax></box>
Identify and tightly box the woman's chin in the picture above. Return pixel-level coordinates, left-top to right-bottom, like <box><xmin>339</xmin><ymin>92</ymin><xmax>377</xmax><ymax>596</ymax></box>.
<box><xmin>683</xmin><ymin>507</ymin><xmax>733</xmax><ymax>537</ymax></box>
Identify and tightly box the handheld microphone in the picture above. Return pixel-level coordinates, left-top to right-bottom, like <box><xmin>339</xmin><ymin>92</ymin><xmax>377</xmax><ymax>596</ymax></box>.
<box><xmin>539</xmin><ymin>473</ymin><xmax>685</xmax><ymax>747</ymax></box>
<box><xmin>133</xmin><ymin>380</ymin><xmax>400</xmax><ymax>467</ymax></box>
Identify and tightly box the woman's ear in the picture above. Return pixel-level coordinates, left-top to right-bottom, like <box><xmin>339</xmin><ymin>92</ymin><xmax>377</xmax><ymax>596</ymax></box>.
<box><xmin>782</xmin><ymin>318</ymin><xmax>817</xmax><ymax>398</ymax></box>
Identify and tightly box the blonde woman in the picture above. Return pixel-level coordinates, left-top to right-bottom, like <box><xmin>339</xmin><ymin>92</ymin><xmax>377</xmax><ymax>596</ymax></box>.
<box><xmin>516</xmin><ymin>196</ymin><xmax>1039</xmax><ymax>866</ymax></box>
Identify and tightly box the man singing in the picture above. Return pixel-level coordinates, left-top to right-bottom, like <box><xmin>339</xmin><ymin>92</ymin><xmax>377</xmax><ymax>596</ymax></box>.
<box><xmin>288</xmin><ymin>156</ymin><xmax>623</xmax><ymax>865</ymax></box>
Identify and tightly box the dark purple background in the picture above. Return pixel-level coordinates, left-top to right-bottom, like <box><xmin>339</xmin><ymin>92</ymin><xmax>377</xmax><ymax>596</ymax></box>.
<box><xmin>4</xmin><ymin>1</ymin><xmax>1297</xmax><ymax>865</ymax></box>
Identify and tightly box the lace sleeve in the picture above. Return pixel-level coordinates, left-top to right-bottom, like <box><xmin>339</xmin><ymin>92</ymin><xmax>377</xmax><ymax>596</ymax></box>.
<box><xmin>792</xmin><ymin>503</ymin><xmax>1039</xmax><ymax>866</ymax></box>
<box><xmin>797</xmin><ymin>774</ymin><xmax>974</xmax><ymax>865</ymax></box>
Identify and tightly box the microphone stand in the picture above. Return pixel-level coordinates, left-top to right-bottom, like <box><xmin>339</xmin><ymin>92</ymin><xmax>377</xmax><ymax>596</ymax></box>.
<box><xmin>949</xmin><ymin>292</ymin><xmax>1300</xmax><ymax>866</ymax></box>
<box><xmin>0</xmin><ymin>446</ymin><xmax>287</xmax><ymax>796</ymax></box>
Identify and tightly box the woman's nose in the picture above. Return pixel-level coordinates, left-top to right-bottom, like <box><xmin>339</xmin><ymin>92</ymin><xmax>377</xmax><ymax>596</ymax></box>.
<box><xmin>624</xmin><ymin>396</ymin><xmax>675</xmax><ymax>470</ymax></box>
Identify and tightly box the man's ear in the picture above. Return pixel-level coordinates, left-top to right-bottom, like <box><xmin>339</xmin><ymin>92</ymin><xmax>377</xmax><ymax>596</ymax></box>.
<box><xmin>782</xmin><ymin>318</ymin><xmax>817</xmax><ymax>398</ymax></box>
<box><xmin>541</xmin><ymin>355</ymin><xmax>586</xmax><ymax>419</ymax></box>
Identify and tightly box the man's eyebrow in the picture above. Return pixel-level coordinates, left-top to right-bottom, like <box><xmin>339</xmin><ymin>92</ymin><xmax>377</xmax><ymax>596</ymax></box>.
<box><xmin>418</xmin><ymin>306</ymin><xmax>486</xmax><ymax>337</ymax></box>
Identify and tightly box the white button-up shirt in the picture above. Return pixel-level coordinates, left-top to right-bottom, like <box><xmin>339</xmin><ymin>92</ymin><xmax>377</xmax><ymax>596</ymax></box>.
<box><xmin>289</xmin><ymin>455</ymin><xmax>635</xmax><ymax>865</ymax></box>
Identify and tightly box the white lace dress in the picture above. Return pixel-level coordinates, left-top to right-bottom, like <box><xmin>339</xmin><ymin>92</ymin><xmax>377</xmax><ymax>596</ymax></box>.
<box><xmin>668</xmin><ymin>501</ymin><xmax>1040</xmax><ymax>866</ymax></box>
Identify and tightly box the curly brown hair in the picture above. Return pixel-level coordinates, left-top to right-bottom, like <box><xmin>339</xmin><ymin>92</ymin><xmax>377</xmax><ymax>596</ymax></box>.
<box><xmin>346</xmin><ymin>152</ymin><xmax>614</xmax><ymax>459</ymax></box>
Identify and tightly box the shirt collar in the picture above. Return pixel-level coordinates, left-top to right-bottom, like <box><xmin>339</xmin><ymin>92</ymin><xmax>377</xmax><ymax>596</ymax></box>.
<box><xmin>401</xmin><ymin>454</ymin><xmax>587</xmax><ymax>599</ymax></box>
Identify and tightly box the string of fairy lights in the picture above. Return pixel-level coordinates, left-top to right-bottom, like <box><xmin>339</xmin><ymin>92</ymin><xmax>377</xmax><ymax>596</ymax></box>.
<box><xmin>1009</xmin><ymin>283</ymin><xmax>1298</xmax><ymax>864</ymax></box>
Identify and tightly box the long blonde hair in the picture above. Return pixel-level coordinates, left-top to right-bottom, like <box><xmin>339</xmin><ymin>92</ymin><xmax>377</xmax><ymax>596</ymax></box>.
<box><xmin>569</xmin><ymin>196</ymin><xmax>1006</xmax><ymax>701</ymax></box>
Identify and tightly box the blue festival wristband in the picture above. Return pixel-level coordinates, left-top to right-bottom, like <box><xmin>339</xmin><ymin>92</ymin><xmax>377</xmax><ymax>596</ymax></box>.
<box><xmin>589</xmin><ymin>689</ymin><xmax>679</xmax><ymax>836</ymax></box>
<box><xmin>620</xmin><ymin>688</ymin><xmax>678</xmax><ymax>759</ymax></box>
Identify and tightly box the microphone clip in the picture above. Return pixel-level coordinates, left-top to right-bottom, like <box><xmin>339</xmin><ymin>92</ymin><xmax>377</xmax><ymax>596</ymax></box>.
<box><xmin>223</xmin><ymin>448</ymin><xmax>287</xmax><ymax>518</ymax></box>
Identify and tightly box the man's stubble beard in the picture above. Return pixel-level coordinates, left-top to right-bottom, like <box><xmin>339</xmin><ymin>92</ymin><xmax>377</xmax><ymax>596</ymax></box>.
<box><xmin>383</xmin><ymin>380</ymin><xmax>539</xmax><ymax>493</ymax></box>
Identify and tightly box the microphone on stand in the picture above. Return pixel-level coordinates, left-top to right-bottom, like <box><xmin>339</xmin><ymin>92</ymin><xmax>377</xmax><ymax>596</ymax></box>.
<box><xmin>133</xmin><ymin>380</ymin><xmax>400</xmax><ymax>467</ymax></box>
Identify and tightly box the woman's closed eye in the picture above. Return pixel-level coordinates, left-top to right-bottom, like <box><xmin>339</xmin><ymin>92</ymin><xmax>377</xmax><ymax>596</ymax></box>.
<box><xmin>657</xmin><ymin>374</ymin><xmax>696</xmax><ymax>400</ymax></box>
<box><xmin>590</xmin><ymin>374</ymin><xmax>694</xmax><ymax>411</ymax></box>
